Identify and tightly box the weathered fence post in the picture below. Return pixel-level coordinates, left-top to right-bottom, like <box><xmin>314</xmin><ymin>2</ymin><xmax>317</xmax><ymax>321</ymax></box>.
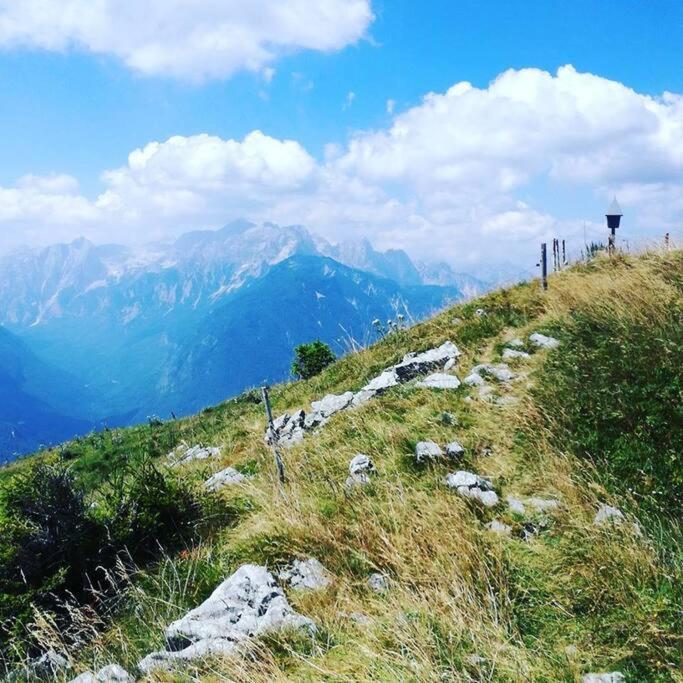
<box><xmin>261</xmin><ymin>385</ymin><xmax>286</xmax><ymax>484</ymax></box>
<box><xmin>541</xmin><ymin>242</ymin><xmax>548</xmax><ymax>291</ymax></box>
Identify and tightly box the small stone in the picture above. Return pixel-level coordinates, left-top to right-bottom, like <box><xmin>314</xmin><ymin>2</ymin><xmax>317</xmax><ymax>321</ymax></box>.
<box><xmin>463</xmin><ymin>372</ymin><xmax>485</xmax><ymax>386</ymax></box>
<box><xmin>528</xmin><ymin>497</ymin><xmax>561</xmax><ymax>513</ymax></box>
<box><xmin>445</xmin><ymin>441</ymin><xmax>465</xmax><ymax>459</ymax></box>
<box><xmin>416</xmin><ymin>372</ymin><xmax>461</xmax><ymax>389</ymax></box>
<box><xmin>466</xmin><ymin>654</ymin><xmax>486</xmax><ymax>666</ymax></box>
<box><xmin>452</xmin><ymin>317</ymin><xmax>462</xmax><ymax>325</ymax></box>
<box><xmin>495</xmin><ymin>395</ymin><xmax>518</xmax><ymax>406</ymax></box>
<box><xmin>168</xmin><ymin>443</ymin><xmax>221</xmax><ymax>466</ymax></box>
<box><xmin>445</xmin><ymin>471</ymin><xmax>499</xmax><ymax>507</ymax></box>
<box><xmin>368</xmin><ymin>572</ymin><xmax>389</xmax><ymax>593</ymax></box>
<box><xmin>502</xmin><ymin>348</ymin><xmax>530</xmax><ymax>360</ymax></box>
<box><xmin>204</xmin><ymin>467</ymin><xmax>246</xmax><ymax>491</ymax></box>
<box><xmin>472</xmin><ymin>363</ymin><xmax>515</xmax><ymax>383</ymax></box>
<box><xmin>279</xmin><ymin>558</ymin><xmax>332</xmax><ymax>591</ymax></box>
<box><xmin>594</xmin><ymin>504</ymin><xmax>625</xmax><ymax>525</ymax></box>
<box><xmin>582</xmin><ymin>673</ymin><xmax>626</xmax><ymax>683</ymax></box>
<box><xmin>529</xmin><ymin>332</ymin><xmax>560</xmax><ymax>349</ymax></box>
<box><xmin>311</xmin><ymin>392</ymin><xmax>354</xmax><ymax>418</ymax></box>
<box><xmin>415</xmin><ymin>441</ymin><xmax>443</xmax><ymax>464</ymax></box>
<box><xmin>69</xmin><ymin>665</ymin><xmax>134</xmax><ymax>683</ymax></box>
<box><xmin>506</xmin><ymin>496</ymin><xmax>526</xmax><ymax>515</ymax></box>
<box><xmin>485</xmin><ymin>520</ymin><xmax>512</xmax><ymax>535</ymax></box>
<box><xmin>348</xmin><ymin>612</ymin><xmax>372</xmax><ymax>626</ymax></box>
<box><xmin>346</xmin><ymin>453</ymin><xmax>376</xmax><ymax>488</ymax></box>
<box><xmin>475</xmin><ymin>308</ymin><xmax>487</xmax><ymax>316</ymax></box>
<box><xmin>519</xmin><ymin>521</ymin><xmax>542</xmax><ymax>541</ymax></box>
<box><xmin>507</xmin><ymin>338</ymin><xmax>524</xmax><ymax>347</ymax></box>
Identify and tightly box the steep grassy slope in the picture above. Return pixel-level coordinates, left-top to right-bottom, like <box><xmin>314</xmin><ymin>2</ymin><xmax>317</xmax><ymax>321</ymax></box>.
<box><xmin>1</xmin><ymin>250</ymin><xmax>681</xmax><ymax>682</ymax></box>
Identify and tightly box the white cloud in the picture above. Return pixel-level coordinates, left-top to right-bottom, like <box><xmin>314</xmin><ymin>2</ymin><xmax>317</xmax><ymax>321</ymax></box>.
<box><xmin>0</xmin><ymin>0</ymin><xmax>373</xmax><ymax>81</ymax></box>
<box><xmin>1</xmin><ymin>66</ymin><xmax>681</xmax><ymax>265</ymax></box>
<box><xmin>343</xmin><ymin>91</ymin><xmax>356</xmax><ymax>110</ymax></box>
<box><xmin>386</xmin><ymin>98</ymin><xmax>395</xmax><ymax>114</ymax></box>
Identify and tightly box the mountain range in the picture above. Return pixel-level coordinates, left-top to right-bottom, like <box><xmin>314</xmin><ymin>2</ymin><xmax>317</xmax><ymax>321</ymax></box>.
<box><xmin>0</xmin><ymin>220</ymin><xmax>482</xmax><ymax>459</ymax></box>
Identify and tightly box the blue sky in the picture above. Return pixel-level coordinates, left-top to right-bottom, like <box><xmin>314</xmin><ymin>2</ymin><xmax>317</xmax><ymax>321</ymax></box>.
<box><xmin>0</xmin><ymin>0</ymin><xmax>681</xmax><ymax>265</ymax></box>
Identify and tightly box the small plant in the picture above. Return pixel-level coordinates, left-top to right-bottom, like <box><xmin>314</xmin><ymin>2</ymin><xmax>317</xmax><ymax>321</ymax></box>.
<box><xmin>372</xmin><ymin>313</ymin><xmax>407</xmax><ymax>339</ymax></box>
<box><xmin>291</xmin><ymin>340</ymin><xmax>336</xmax><ymax>380</ymax></box>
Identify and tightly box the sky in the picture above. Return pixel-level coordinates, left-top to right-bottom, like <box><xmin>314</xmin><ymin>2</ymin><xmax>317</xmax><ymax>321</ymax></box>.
<box><xmin>0</xmin><ymin>0</ymin><xmax>682</xmax><ymax>269</ymax></box>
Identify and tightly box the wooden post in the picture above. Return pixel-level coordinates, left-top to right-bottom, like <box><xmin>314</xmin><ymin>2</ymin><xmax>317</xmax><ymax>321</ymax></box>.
<box><xmin>541</xmin><ymin>242</ymin><xmax>548</xmax><ymax>291</ymax></box>
<box><xmin>665</xmin><ymin>232</ymin><xmax>670</xmax><ymax>251</ymax></box>
<box><xmin>562</xmin><ymin>239</ymin><xmax>566</xmax><ymax>267</ymax></box>
<box><xmin>261</xmin><ymin>386</ymin><xmax>286</xmax><ymax>484</ymax></box>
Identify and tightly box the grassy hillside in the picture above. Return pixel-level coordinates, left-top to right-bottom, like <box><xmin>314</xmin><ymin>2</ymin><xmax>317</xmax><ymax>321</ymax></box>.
<box><xmin>0</xmin><ymin>249</ymin><xmax>681</xmax><ymax>682</ymax></box>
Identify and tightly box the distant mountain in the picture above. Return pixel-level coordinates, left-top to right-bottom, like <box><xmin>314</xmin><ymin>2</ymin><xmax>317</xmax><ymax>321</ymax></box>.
<box><xmin>149</xmin><ymin>255</ymin><xmax>459</xmax><ymax>418</ymax></box>
<box><xmin>0</xmin><ymin>327</ymin><xmax>92</xmax><ymax>461</ymax></box>
<box><xmin>415</xmin><ymin>261</ymin><xmax>488</xmax><ymax>297</ymax></box>
<box><xmin>0</xmin><ymin>221</ymin><xmax>472</xmax><ymax>455</ymax></box>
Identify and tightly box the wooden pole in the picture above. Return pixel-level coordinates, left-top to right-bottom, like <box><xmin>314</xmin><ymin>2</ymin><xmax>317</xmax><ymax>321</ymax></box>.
<box><xmin>665</xmin><ymin>232</ymin><xmax>670</xmax><ymax>251</ymax></box>
<box><xmin>541</xmin><ymin>243</ymin><xmax>548</xmax><ymax>291</ymax></box>
<box><xmin>562</xmin><ymin>239</ymin><xmax>566</xmax><ymax>267</ymax></box>
<box><xmin>261</xmin><ymin>386</ymin><xmax>286</xmax><ymax>484</ymax></box>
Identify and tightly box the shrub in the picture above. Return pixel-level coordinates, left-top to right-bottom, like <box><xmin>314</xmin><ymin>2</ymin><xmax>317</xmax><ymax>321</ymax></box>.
<box><xmin>291</xmin><ymin>340</ymin><xmax>336</xmax><ymax>379</ymax></box>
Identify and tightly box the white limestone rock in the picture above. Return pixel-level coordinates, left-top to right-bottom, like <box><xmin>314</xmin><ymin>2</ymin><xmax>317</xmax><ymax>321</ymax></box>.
<box><xmin>463</xmin><ymin>372</ymin><xmax>486</xmax><ymax>387</ymax></box>
<box><xmin>472</xmin><ymin>363</ymin><xmax>516</xmax><ymax>383</ymax></box>
<box><xmin>311</xmin><ymin>392</ymin><xmax>354</xmax><ymax>418</ymax></box>
<box><xmin>582</xmin><ymin>673</ymin><xmax>626</xmax><ymax>683</ymax></box>
<box><xmin>445</xmin><ymin>441</ymin><xmax>465</xmax><ymax>459</ymax></box>
<box><xmin>415</xmin><ymin>440</ymin><xmax>443</xmax><ymax>464</ymax></box>
<box><xmin>485</xmin><ymin>520</ymin><xmax>512</xmax><ymax>535</ymax></box>
<box><xmin>168</xmin><ymin>443</ymin><xmax>221</xmax><ymax>466</ymax></box>
<box><xmin>368</xmin><ymin>572</ymin><xmax>389</xmax><ymax>593</ymax></box>
<box><xmin>445</xmin><ymin>471</ymin><xmax>499</xmax><ymax>507</ymax></box>
<box><xmin>475</xmin><ymin>308</ymin><xmax>487</xmax><ymax>316</ymax></box>
<box><xmin>20</xmin><ymin>650</ymin><xmax>70</xmax><ymax>680</ymax></box>
<box><xmin>506</xmin><ymin>496</ymin><xmax>526</xmax><ymax>515</ymax></box>
<box><xmin>279</xmin><ymin>558</ymin><xmax>332</xmax><ymax>591</ymax></box>
<box><xmin>416</xmin><ymin>372</ymin><xmax>461</xmax><ymax>390</ymax></box>
<box><xmin>528</xmin><ymin>497</ymin><xmax>561</xmax><ymax>513</ymax></box>
<box><xmin>138</xmin><ymin>564</ymin><xmax>314</xmax><ymax>674</ymax></box>
<box><xmin>268</xmin><ymin>409</ymin><xmax>306</xmax><ymax>447</ymax></box>
<box><xmin>594</xmin><ymin>504</ymin><xmax>625</xmax><ymax>525</ymax></box>
<box><xmin>393</xmin><ymin>341</ymin><xmax>461</xmax><ymax>382</ymax></box>
<box><xmin>346</xmin><ymin>453</ymin><xmax>376</xmax><ymax>488</ymax></box>
<box><xmin>444</xmin><ymin>357</ymin><xmax>457</xmax><ymax>371</ymax></box>
<box><xmin>502</xmin><ymin>348</ymin><xmax>530</xmax><ymax>360</ymax></box>
<box><xmin>69</xmin><ymin>664</ymin><xmax>134</xmax><ymax>682</ymax></box>
<box><xmin>507</xmin><ymin>338</ymin><xmax>524</xmax><ymax>348</ymax></box>
<box><xmin>529</xmin><ymin>332</ymin><xmax>560</xmax><ymax>349</ymax></box>
<box><xmin>204</xmin><ymin>467</ymin><xmax>246</xmax><ymax>491</ymax></box>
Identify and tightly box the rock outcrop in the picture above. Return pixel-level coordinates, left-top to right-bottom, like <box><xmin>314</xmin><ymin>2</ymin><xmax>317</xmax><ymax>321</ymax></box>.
<box><xmin>268</xmin><ymin>342</ymin><xmax>461</xmax><ymax>446</ymax></box>
<box><xmin>582</xmin><ymin>673</ymin><xmax>625</xmax><ymax>683</ymax></box>
<box><xmin>445</xmin><ymin>471</ymin><xmax>499</xmax><ymax>507</ymax></box>
<box><xmin>204</xmin><ymin>467</ymin><xmax>246</xmax><ymax>491</ymax></box>
<box><xmin>416</xmin><ymin>372</ymin><xmax>461</xmax><ymax>389</ymax></box>
<box><xmin>415</xmin><ymin>440</ymin><xmax>443</xmax><ymax>464</ymax></box>
<box><xmin>70</xmin><ymin>664</ymin><xmax>134</xmax><ymax>682</ymax></box>
<box><xmin>138</xmin><ymin>564</ymin><xmax>314</xmax><ymax>674</ymax></box>
<box><xmin>594</xmin><ymin>504</ymin><xmax>625</xmax><ymax>525</ymax></box>
<box><xmin>529</xmin><ymin>332</ymin><xmax>560</xmax><ymax>349</ymax></box>
<box><xmin>168</xmin><ymin>443</ymin><xmax>221</xmax><ymax>466</ymax></box>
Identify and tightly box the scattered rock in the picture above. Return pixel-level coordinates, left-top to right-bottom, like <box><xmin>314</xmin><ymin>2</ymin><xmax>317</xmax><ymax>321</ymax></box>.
<box><xmin>485</xmin><ymin>520</ymin><xmax>512</xmax><ymax>535</ymax></box>
<box><xmin>495</xmin><ymin>395</ymin><xmax>518</xmax><ymax>406</ymax></box>
<box><xmin>279</xmin><ymin>558</ymin><xmax>332</xmax><ymax>591</ymax></box>
<box><xmin>70</xmin><ymin>664</ymin><xmax>134</xmax><ymax>682</ymax></box>
<box><xmin>416</xmin><ymin>372</ymin><xmax>461</xmax><ymax>389</ymax></box>
<box><xmin>393</xmin><ymin>341</ymin><xmax>461</xmax><ymax>382</ymax></box>
<box><xmin>582</xmin><ymin>673</ymin><xmax>626</xmax><ymax>683</ymax></box>
<box><xmin>463</xmin><ymin>372</ymin><xmax>486</xmax><ymax>387</ymax></box>
<box><xmin>502</xmin><ymin>348</ymin><xmax>530</xmax><ymax>360</ymax></box>
<box><xmin>471</xmin><ymin>363</ymin><xmax>515</xmax><ymax>383</ymax></box>
<box><xmin>445</xmin><ymin>441</ymin><xmax>465</xmax><ymax>459</ymax></box>
<box><xmin>478</xmin><ymin>445</ymin><xmax>493</xmax><ymax>457</ymax></box>
<box><xmin>529</xmin><ymin>332</ymin><xmax>560</xmax><ymax>349</ymax></box>
<box><xmin>368</xmin><ymin>573</ymin><xmax>389</xmax><ymax>593</ymax></box>
<box><xmin>451</xmin><ymin>317</ymin><xmax>463</xmax><ymax>325</ymax></box>
<box><xmin>506</xmin><ymin>496</ymin><xmax>526</xmax><ymax>515</ymax></box>
<box><xmin>444</xmin><ymin>357</ymin><xmax>457</xmax><ymax>371</ymax></box>
<box><xmin>138</xmin><ymin>564</ymin><xmax>314</xmax><ymax>674</ymax></box>
<box><xmin>475</xmin><ymin>308</ymin><xmax>487</xmax><ymax>316</ymax></box>
<box><xmin>19</xmin><ymin>650</ymin><xmax>70</xmax><ymax>680</ymax></box>
<box><xmin>507</xmin><ymin>338</ymin><xmax>524</xmax><ymax>348</ymax></box>
<box><xmin>444</xmin><ymin>471</ymin><xmax>499</xmax><ymax>507</ymax></box>
<box><xmin>466</xmin><ymin>654</ymin><xmax>487</xmax><ymax>666</ymax></box>
<box><xmin>519</xmin><ymin>521</ymin><xmax>543</xmax><ymax>541</ymax></box>
<box><xmin>594</xmin><ymin>504</ymin><xmax>625</xmax><ymax>525</ymax></box>
<box><xmin>346</xmin><ymin>453</ymin><xmax>376</xmax><ymax>487</ymax></box>
<box><xmin>168</xmin><ymin>443</ymin><xmax>221</xmax><ymax>466</ymax></box>
<box><xmin>347</xmin><ymin>611</ymin><xmax>372</xmax><ymax>626</ymax></box>
<box><xmin>415</xmin><ymin>441</ymin><xmax>443</xmax><ymax>464</ymax></box>
<box><xmin>204</xmin><ymin>467</ymin><xmax>246</xmax><ymax>491</ymax></box>
<box><xmin>268</xmin><ymin>409</ymin><xmax>306</xmax><ymax>447</ymax></box>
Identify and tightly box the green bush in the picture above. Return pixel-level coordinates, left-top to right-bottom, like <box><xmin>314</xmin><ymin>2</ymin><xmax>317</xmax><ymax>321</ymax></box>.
<box><xmin>291</xmin><ymin>340</ymin><xmax>336</xmax><ymax>379</ymax></box>
<box><xmin>0</xmin><ymin>459</ymin><xmax>202</xmax><ymax>655</ymax></box>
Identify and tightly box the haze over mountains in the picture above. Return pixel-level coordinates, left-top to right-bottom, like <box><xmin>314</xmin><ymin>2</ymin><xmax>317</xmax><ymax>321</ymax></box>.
<box><xmin>0</xmin><ymin>220</ymin><xmax>482</xmax><ymax>460</ymax></box>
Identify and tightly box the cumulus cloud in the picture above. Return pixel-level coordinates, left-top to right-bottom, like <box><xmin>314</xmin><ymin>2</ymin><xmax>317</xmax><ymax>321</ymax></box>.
<box><xmin>0</xmin><ymin>0</ymin><xmax>373</xmax><ymax>81</ymax></box>
<box><xmin>1</xmin><ymin>66</ymin><xmax>681</xmax><ymax>264</ymax></box>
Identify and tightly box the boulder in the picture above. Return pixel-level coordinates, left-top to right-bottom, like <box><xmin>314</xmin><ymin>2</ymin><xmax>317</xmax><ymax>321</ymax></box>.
<box><xmin>368</xmin><ymin>572</ymin><xmax>389</xmax><ymax>593</ymax></box>
<box><xmin>70</xmin><ymin>664</ymin><xmax>134</xmax><ymax>682</ymax></box>
<box><xmin>445</xmin><ymin>441</ymin><xmax>465</xmax><ymax>459</ymax></box>
<box><xmin>507</xmin><ymin>338</ymin><xmax>524</xmax><ymax>348</ymax></box>
<box><xmin>268</xmin><ymin>409</ymin><xmax>306</xmax><ymax>447</ymax></box>
<box><xmin>416</xmin><ymin>373</ymin><xmax>461</xmax><ymax>389</ymax></box>
<box><xmin>138</xmin><ymin>564</ymin><xmax>314</xmax><ymax>674</ymax></box>
<box><xmin>529</xmin><ymin>332</ymin><xmax>560</xmax><ymax>349</ymax></box>
<box><xmin>502</xmin><ymin>348</ymin><xmax>530</xmax><ymax>360</ymax></box>
<box><xmin>393</xmin><ymin>341</ymin><xmax>460</xmax><ymax>381</ymax></box>
<box><xmin>204</xmin><ymin>467</ymin><xmax>246</xmax><ymax>491</ymax></box>
<box><xmin>445</xmin><ymin>471</ymin><xmax>499</xmax><ymax>507</ymax></box>
<box><xmin>582</xmin><ymin>674</ymin><xmax>626</xmax><ymax>683</ymax></box>
<box><xmin>463</xmin><ymin>372</ymin><xmax>486</xmax><ymax>387</ymax></box>
<box><xmin>346</xmin><ymin>453</ymin><xmax>376</xmax><ymax>488</ymax></box>
<box><xmin>279</xmin><ymin>558</ymin><xmax>332</xmax><ymax>591</ymax></box>
<box><xmin>415</xmin><ymin>441</ymin><xmax>443</xmax><ymax>464</ymax></box>
<box><xmin>485</xmin><ymin>520</ymin><xmax>512</xmax><ymax>535</ymax></box>
<box><xmin>594</xmin><ymin>504</ymin><xmax>625</xmax><ymax>525</ymax></box>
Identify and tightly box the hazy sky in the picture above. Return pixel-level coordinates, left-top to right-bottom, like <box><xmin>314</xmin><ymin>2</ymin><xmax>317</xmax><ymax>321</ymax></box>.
<box><xmin>0</xmin><ymin>0</ymin><xmax>681</xmax><ymax>268</ymax></box>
